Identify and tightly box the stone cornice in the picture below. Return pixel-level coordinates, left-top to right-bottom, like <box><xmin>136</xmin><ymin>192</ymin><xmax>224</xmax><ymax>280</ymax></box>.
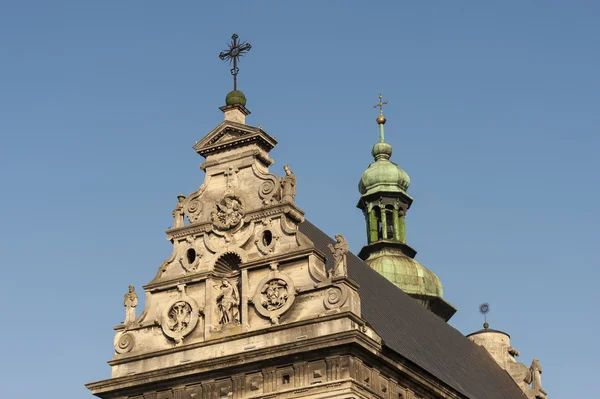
<box><xmin>87</xmin><ymin>321</ymin><xmax>466</xmax><ymax>399</ymax></box>
<box><xmin>87</xmin><ymin>315</ymin><xmax>371</xmax><ymax>394</ymax></box>
<box><xmin>108</xmin><ymin>312</ymin><xmax>366</xmax><ymax>367</ymax></box>
<box><xmin>193</xmin><ymin>122</ymin><xmax>277</xmax><ymax>158</ymax></box>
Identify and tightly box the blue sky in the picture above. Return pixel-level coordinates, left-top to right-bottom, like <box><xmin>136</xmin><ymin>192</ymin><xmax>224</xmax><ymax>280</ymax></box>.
<box><xmin>1</xmin><ymin>2</ymin><xmax>598</xmax><ymax>397</ymax></box>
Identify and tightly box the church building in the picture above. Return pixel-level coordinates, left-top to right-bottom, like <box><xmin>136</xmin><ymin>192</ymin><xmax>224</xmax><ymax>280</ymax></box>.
<box><xmin>86</xmin><ymin>35</ymin><xmax>547</xmax><ymax>399</ymax></box>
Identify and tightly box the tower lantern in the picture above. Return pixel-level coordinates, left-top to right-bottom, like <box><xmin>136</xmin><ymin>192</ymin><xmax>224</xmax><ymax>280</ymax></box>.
<box><xmin>357</xmin><ymin>94</ymin><xmax>456</xmax><ymax>321</ymax></box>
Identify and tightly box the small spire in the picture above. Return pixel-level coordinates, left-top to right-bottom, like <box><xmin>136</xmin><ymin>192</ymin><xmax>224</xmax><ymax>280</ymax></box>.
<box><xmin>373</xmin><ymin>93</ymin><xmax>388</xmax><ymax>142</ymax></box>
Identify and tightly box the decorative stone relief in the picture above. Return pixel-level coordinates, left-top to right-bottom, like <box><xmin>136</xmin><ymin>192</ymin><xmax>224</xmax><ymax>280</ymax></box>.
<box><xmin>216</xmin><ymin>279</ymin><xmax>241</xmax><ymax>325</ymax></box>
<box><xmin>114</xmin><ymin>332</ymin><xmax>135</xmax><ymax>354</ymax></box>
<box><xmin>224</xmin><ymin>166</ymin><xmax>239</xmax><ymax>188</ymax></box>
<box><xmin>179</xmin><ymin>236</ymin><xmax>203</xmax><ymax>273</ymax></box>
<box><xmin>259</xmin><ymin>179</ymin><xmax>279</xmax><ymax>205</ymax></box>
<box><xmin>261</xmin><ymin>279</ymin><xmax>289</xmax><ymax>310</ymax></box>
<box><xmin>252</xmin><ymin>268</ymin><xmax>296</xmax><ymax>324</ymax></box>
<box><xmin>124</xmin><ymin>285</ymin><xmax>138</xmax><ymax>325</ymax></box>
<box><xmin>161</xmin><ymin>286</ymin><xmax>201</xmax><ymax>345</ymax></box>
<box><xmin>211</xmin><ymin>193</ymin><xmax>245</xmax><ymax>231</ymax></box>
<box><xmin>328</xmin><ymin>234</ymin><xmax>349</xmax><ymax>278</ymax></box>
<box><xmin>323</xmin><ymin>284</ymin><xmax>348</xmax><ymax>310</ymax></box>
<box><xmin>183</xmin><ymin>177</ymin><xmax>211</xmax><ymax>224</ymax></box>
<box><xmin>255</xmin><ymin>221</ymin><xmax>279</xmax><ymax>255</ymax></box>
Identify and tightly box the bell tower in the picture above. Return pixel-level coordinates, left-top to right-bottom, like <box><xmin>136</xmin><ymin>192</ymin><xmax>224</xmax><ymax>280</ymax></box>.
<box><xmin>357</xmin><ymin>94</ymin><xmax>456</xmax><ymax>321</ymax></box>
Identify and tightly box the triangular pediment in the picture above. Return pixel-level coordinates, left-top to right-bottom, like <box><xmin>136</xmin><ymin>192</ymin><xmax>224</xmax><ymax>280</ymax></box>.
<box><xmin>193</xmin><ymin>120</ymin><xmax>277</xmax><ymax>157</ymax></box>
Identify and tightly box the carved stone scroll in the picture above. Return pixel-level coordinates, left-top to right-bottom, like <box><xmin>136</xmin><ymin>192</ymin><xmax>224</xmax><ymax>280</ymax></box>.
<box><xmin>114</xmin><ymin>332</ymin><xmax>135</xmax><ymax>354</ymax></box>
<box><xmin>323</xmin><ymin>284</ymin><xmax>348</xmax><ymax>310</ymax></box>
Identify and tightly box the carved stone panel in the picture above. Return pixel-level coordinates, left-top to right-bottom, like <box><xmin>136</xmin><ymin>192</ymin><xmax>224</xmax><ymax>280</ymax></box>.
<box><xmin>211</xmin><ymin>193</ymin><xmax>245</xmax><ymax>232</ymax></box>
<box><xmin>252</xmin><ymin>271</ymin><xmax>296</xmax><ymax>324</ymax></box>
<box><xmin>161</xmin><ymin>293</ymin><xmax>201</xmax><ymax>345</ymax></box>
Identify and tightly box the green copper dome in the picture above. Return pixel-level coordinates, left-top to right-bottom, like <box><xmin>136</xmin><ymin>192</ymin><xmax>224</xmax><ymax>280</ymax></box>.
<box><xmin>226</xmin><ymin>90</ymin><xmax>247</xmax><ymax>106</ymax></box>
<box><xmin>365</xmin><ymin>248</ymin><xmax>444</xmax><ymax>298</ymax></box>
<box><xmin>359</xmin><ymin>141</ymin><xmax>410</xmax><ymax>196</ymax></box>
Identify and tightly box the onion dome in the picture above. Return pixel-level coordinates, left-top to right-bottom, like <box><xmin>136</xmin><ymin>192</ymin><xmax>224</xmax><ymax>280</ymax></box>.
<box><xmin>367</xmin><ymin>249</ymin><xmax>444</xmax><ymax>298</ymax></box>
<box><xmin>359</xmin><ymin>98</ymin><xmax>410</xmax><ymax>195</ymax></box>
<box><xmin>359</xmin><ymin>142</ymin><xmax>411</xmax><ymax>195</ymax></box>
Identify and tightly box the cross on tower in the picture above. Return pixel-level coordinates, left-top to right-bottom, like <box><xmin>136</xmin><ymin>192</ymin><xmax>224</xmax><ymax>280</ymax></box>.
<box><xmin>373</xmin><ymin>93</ymin><xmax>388</xmax><ymax>115</ymax></box>
<box><xmin>219</xmin><ymin>33</ymin><xmax>252</xmax><ymax>91</ymax></box>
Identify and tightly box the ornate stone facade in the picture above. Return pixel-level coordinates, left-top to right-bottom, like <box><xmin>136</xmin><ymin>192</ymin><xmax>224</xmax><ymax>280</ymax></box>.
<box><xmin>87</xmin><ymin>75</ymin><xmax>542</xmax><ymax>398</ymax></box>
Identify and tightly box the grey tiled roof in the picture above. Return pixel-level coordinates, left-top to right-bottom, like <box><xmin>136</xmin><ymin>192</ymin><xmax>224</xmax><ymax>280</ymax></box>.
<box><xmin>299</xmin><ymin>220</ymin><xmax>526</xmax><ymax>399</ymax></box>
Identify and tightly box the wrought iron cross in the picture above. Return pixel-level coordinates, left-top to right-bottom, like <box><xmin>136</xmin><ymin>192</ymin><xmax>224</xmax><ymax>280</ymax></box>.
<box><xmin>373</xmin><ymin>93</ymin><xmax>388</xmax><ymax>115</ymax></box>
<box><xmin>219</xmin><ymin>33</ymin><xmax>252</xmax><ymax>91</ymax></box>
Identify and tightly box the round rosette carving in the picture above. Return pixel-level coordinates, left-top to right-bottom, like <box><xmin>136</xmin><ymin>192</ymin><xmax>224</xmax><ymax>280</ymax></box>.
<box><xmin>161</xmin><ymin>295</ymin><xmax>201</xmax><ymax>344</ymax></box>
<box><xmin>252</xmin><ymin>272</ymin><xmax>296</xmax><ymax>324</ymax></box>
<box><xmin>323</xmin><ymin>284</ymin><xmax>348</xmax><ymax>310</ymax></box>
<box><xmin>211</xmin><ymin>194</ymin><xmax>245</xmax><ymax>231</ymax></box>
<box><xmin>114</xmin><ymin>332</ymin><xmax>135</xmax><ymax>354</ymax></box>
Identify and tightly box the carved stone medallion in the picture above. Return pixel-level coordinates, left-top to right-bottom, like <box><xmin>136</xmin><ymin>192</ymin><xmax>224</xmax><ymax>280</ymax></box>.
<box><xmin>211</xmin><ymin>194</ymin><xmax>245</xmax><ymax>231</ymax></box>
<box><xmin>252</xmin><ymin>271</ymin><xmax>296</xmax><ymax>324</ymax></box>
<box><xmin>161</xmin><ymin>295</ymin><xmax>201</xmax><ymax>345</ymax></box>
<box><xmin>261</xmin><ymin>279</ymin><xmax>289</xmax><ymax>310</ymax></box>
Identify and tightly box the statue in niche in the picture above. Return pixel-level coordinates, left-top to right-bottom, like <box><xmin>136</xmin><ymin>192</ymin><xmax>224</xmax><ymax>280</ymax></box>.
<box><xmin>211</xmin><ymin>195</ymin><xmax>245</xmax><ymax>231</ymax></box>
<box><xmin>525</xmin><ymin>358</ymin><xmax>545</xmax><ymax>395</ymax></box>
<box><xmin>261</xmin><ymin>279</ymin><xmax>289</xmax><ymax>311</ymax></box>
<box><xmin>328</xmin><ymin>234</ymin><xmax>349</xmax><ymax>278</ymax></box>
<box><xmin>123</xmin><ymin>285</ymin><xmax>138</xmax><ymax>325</ymax></box>
<box><xmin>171</xmin><ymin>194</ymin><xmax>186</xmax><ymax>228</ymax></box>
<box><xmin>166</xmin><ymin>301</ymin><xmax>192</xmax><ymax>332</ymax></box>
<box><xmin>280</xmin><ymin>165</ymin><xmax>296</xmax><ymax>204</ymax></box>
<box><xmin>216</xmin><ymin>279</ymin><xmax>240</xmax><ymax>324</ymax></box>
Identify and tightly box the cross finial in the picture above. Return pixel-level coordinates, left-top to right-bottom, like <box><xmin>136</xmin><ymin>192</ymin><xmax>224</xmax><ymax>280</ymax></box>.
<box><xmin>374</xmin><ymin>93</ymin><xmax>388</xmax><ymax>115</ymax></box>
<box><xmin>219</xmin><ymin>33</ymin><xmax>252</xmax><ymax>91</ymax></box>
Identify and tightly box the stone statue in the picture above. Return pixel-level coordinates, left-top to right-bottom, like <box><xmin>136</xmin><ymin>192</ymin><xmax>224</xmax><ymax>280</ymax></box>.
<box><xmin>507</xmin><ymin>346</ymin><xmax>520</xmax><ymax>358</ymax></box>
<box><xmin>525</xmin><ymin>358</ymin><xmax>544</xmax><ymax>394</ymax></box>
<box><xmin>328</xmin><ymin>234</ymin><xmax>349</xmax><ymax>278</ymax></box>
<box><xmin>216</xmin><ymin>279</ymin><xmax>240</xmax><ymax>325</ymax></box>
<box><xmin>172</xmin><ymin>194</ymin><xmax>186</xmax><ymax>228</ymax></box>
<box><xmin>280</xmin><ymin>165</ymin><xmax>296</xmax><ymax>204</ymax></box>
<box><xmin>124</xmin><ymin>285</ymin><xmax>138</xmax><ymax>325</ymax></box>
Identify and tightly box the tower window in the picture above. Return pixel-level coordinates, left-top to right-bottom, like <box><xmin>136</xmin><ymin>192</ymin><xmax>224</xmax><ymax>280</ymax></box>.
<box><xmin>374</xmin><ymin>207</ymin><xmax>382</xmax><ymax>239</ymax></box>
<box><xmin>386</xmin><ymin>207</ymin><xmax>394</xmax><ymax>239</ymax></box>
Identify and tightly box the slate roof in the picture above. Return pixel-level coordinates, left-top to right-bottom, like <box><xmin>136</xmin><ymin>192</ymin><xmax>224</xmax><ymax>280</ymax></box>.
<box><xmin>299</xmin><ymin>220</ymin><xmax>526</xmax><ymax>399</ymax></box>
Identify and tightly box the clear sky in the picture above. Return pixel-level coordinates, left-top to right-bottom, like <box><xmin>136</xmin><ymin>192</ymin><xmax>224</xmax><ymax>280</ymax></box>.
<box><xmin>1</xmin><ymin>2</ymin><xmax>598</xmax><ymax>398</ymax></box>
